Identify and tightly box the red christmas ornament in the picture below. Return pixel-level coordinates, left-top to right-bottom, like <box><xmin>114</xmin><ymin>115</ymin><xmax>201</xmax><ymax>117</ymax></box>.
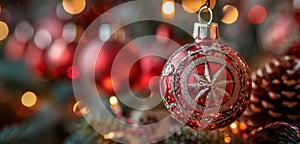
<box><xmin>93</xmin><ymin>40</ymin><xmax>141</xmax><ymax>95</ymax></box>
<box><xmin>131</xmin><ymin>37</ymin><xmax>178</xmax><ymax>96</ymax></box>
<box><xmin>258</xmin><ymin>6</ymin><xmax>299</xmax><ymax>56</ymax></box>
<box><xmin>4</xmin><ymin>35</ymin><xmax>27</xmax><ymax>62</ymax></box>
<box><xmin>45</xmin><ymin>39</ymin><xmax>75</xmax><ymax>78</ymax></box>
<box><xmin>160</xmin><ymin>6</ymin><xmax>251</xmax><ymax>131</ymax></box>
<box><xmin>21</xmin><ymin>17</ymin><xmax>78</xmax><ymax>79</ymax></box>
<box><xmin>137</xmin><ymin>56</ymin><xmax>166</xmax><ymax>91</ymax></box>
<box><xmin>24</xmin><ymin>38</ymin><xmax>75</xmax><ymax>79</ymax></box>
<box><xmin>24</xmin><ymin>42</ymin><xmax>48</xmax><ymax>78</ymax></box>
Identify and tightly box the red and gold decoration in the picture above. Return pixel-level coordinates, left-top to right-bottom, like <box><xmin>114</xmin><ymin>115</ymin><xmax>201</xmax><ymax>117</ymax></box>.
<box><xmin>94</xmin><ymin>39</ymin><xmax>141</xmax><ymax>95</ymax></box>
<box><xmin>1</xmin><ymin>0</ymin><xmax>300</xmax><ymax>143</ymax></box>
<box><xmin>160</xmin><ymin>6</ymin><xmax>251</xmax><ymax>131</ymax></box>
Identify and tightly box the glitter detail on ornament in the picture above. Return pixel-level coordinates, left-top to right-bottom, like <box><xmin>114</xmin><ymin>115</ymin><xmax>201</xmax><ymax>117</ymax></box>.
<box><xmin>160</xmin><ymin>6</ymin><xmax>251</xmax><ymax>131</ymax></box>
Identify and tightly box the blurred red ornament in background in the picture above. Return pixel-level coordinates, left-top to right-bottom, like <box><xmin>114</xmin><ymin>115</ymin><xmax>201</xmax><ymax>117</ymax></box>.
<box><xmin>45</xmin><ymin>39</ymin><xmax>75</xmax><ymax>78</ymax></box>
<box><xmin>25</xmin><ymin>42</ymin><xmax>48</xmax><ymax>78</ymax></box>
<box><xmin>36</xmin><ymin>17</ymin><xmax>63</xmax><ymax>39</ymax></box>
<box><xmin>92</xmin><ymin>40</ymin><xmax>141</xmax><ymax>96</ymax></box>
<box><xmin>4</xmin><ymin>36</ymin><xmax>27</xmax><ymax>61</ymax></box>
<box><xmin>294</xmin><ymin>9</ymin><xmax>300</xmax><ymax>25</ymax></box>
<box><xmin>24</xmin><ymin>39</ymin><xmax>75</xmax><ymax>79</ymax></box>
<box><xmin>135</xmin><ymin>56</ymin><xmax>166</xmax><ymax>93</ymax></box>
<box><xmin>16</xmin><ymin>15</ymin><xmax>79</xmax><ymax>79</ymax></box>
<box><xmin>156</xmin><ymin>24</ymin><xmax>173</xmax><ymax>43</ymax></box>
<box><xmin>91</xmin><ymin>0</ymin><xmax>113</xmax><ymax>15</ymax></box>
<box><xmin>258</xmin><ymin>6</ymin><xmax>299</xmax><ymax>56</ymax></box>
<box><xmin>67</xmin><ymin>66</ymin><xmax>80</xmax><ymax>80</ymax></box>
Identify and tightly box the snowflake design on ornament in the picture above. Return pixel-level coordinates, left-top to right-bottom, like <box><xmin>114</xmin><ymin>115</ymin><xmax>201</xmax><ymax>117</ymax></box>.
<box><xmin>181</xmin><ymin>58</ymin><xmax>236</xmax><ymax>108</ymax></box>
<box><xmin>187</xmin><ymin>62</ymin><xmax>235</xmax><ymax>107</ymax></box>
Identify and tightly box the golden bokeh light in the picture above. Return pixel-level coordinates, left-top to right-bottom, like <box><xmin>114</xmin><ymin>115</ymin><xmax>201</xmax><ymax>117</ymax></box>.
<box><xmin>239</xmin><ymin>122</ymin><xmax>248</xmax><ymax>130</ymax></box>
<box><xmin>62</xmin><ymin>0</ymin><xmax>86</xmax><ymax>15</ymax></box>
<box><xmin>182</xmin><ymin>0</ymin><xmax>202</xmax><ymax>13</ymax></box>
<box><xmin>73</xmin><ymin>100</ymin><xmax>90</xmax><ymax>116</ymax></box>
<box><xmin>224</xmin><ymin>136</ymin><xmax>231</xmax><ymax>143</ymax></box>
<box><xmin>224</xmin><ymin>132</ymin><xmax>231</xmax><ymax>143</ymax></box>
<box><xmin>162</xmin><ymin>0</ymin><xmax>175</xmax><ymax>15</ymax></box>
<box><xmin>109</xmin><ymin>96</ymin><xmax>118</xmax><ymax>107</ymax></box>
<box><xmin>182</xmin><ymin>0</ymin><xmax>216</xmax><ymax>13</ymax></box>
<box><xmin>162</xmin><ymin>0</ymin><xmax>175</xmax><ymax>19</ymax></box>
<box><xmin>221</xmin><ymin>5</ymin><xmax>239</xmax><ymax>24</ymax></box>
<box><xmin>230</xmin><ymin>121</ymin><xmax>237</xmax><ymax>129</ymax></box>
<box><xmin>104</xmin><ymin>132</ymin><xmax>115</xmax><ymax>139</ymax></box>
<box><xmin>21</xmin><ymin>91</ymin><xmax>37</xmax><ymax>108</ymax></box>
<box><xmin>0</xmin><ymin>21</ymin><xmax>9</xmax><ymax>41</ymax></box>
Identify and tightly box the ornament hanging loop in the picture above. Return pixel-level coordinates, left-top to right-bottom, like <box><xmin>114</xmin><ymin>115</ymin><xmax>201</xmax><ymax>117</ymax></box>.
<box><xmin>198</xmin><ymin>6</ymin><xmax>213</xmax><ymax>25</ymax></box>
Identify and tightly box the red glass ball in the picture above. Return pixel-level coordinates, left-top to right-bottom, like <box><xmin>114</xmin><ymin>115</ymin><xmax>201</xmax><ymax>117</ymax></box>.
<box><xmin>25</xmin><ymin>42</ymin><xmax>48</xmax><ymax>78</ymax></box>
<box><xmin>45</xmin><ymin>40</ymin><xmax>75</xmax><ymax>78</ymax></box>
<box><xmin>95</xmin><ymin>40</ymin><xmax>141</xmax><ymax>95</ymax></box>
<box><xmin>160</xmin><ymin>39</ymin><xmax>251</xmax><ymax>131</ymax></box>
<box><xmin>137</xmin><ymin>56</ymin><xmax>166</xmax><ymax>89</ymax></box>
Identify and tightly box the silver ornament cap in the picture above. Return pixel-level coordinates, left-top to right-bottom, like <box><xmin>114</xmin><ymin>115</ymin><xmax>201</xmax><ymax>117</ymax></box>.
<box><xmin>193</xmin><ymin>22</ymin><xmax>219</xmax><ymax>40</ymax></box>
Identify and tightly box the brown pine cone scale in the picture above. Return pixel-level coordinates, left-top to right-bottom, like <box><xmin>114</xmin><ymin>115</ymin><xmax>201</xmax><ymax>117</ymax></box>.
<box><xmin>249</xmin><ymin>55</ymin><xmax>300</xmax><ymax>122</ymax></box>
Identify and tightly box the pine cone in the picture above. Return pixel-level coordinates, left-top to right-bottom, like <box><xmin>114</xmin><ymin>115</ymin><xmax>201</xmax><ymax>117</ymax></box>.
<box><xmin>248</xmin><ymin>121</ymin><xmax>300</xmax><ymax>144</ymax></box>
<box><xmin>287</xmin><ymin>43</ymin><xmax>300</xmax><ymax>58</ymax></box>
<box><xmin>249</xmin><ymin>55</ymin><xmax>300</xmax><ymax>122</ymax></box>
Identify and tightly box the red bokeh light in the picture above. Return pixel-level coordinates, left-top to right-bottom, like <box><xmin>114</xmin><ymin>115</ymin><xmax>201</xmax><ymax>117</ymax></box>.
<box><xmin>102</xmin><ymin>77</ymin><xmax>114</xmax><ymax>92</ymax></box>
<box><xmin>4</xmin><ymin>36</ymin><xmax>27</xmax><ymax>61</ymax></box>
<box><xmin>67</xmin><ymin>66</ymin><xmax>80</xmax><ymax>80</ymax></box>
<box><xmin>156</xmin><ymin>24</ymin><xmax>171</xmax><ymax>43</ymax></box>
<box><xmin>46</xmin><ymin>39</ymin><xmax>71</xmax><ymax>66</ymax></box>
<box><xmin>248</xmin><ymin>5</ymin><xmax>267</xmax><ymax>24</ymax></box>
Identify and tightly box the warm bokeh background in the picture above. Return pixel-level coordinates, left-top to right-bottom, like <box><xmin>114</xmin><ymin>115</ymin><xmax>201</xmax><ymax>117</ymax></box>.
<box><xmin>0</xmin><ymin>0</ymin><xmax>299</xmax><ymax>143</ymax></box>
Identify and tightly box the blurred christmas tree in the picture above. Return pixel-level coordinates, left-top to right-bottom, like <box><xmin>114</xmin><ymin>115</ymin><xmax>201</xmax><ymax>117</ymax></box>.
<box><xmin>0</xmin><ymin>0</ymin><xmax>299</xmax><ymax>143</ymax></box>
